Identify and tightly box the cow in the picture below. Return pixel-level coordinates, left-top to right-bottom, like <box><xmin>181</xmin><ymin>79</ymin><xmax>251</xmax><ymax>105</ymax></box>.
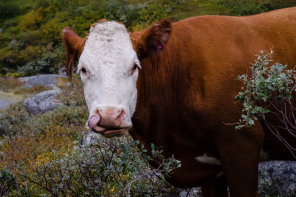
<box><xmin>62</xmin><ymin>7</ymin><xmax>296</xmax><ymax>197</ymax></box>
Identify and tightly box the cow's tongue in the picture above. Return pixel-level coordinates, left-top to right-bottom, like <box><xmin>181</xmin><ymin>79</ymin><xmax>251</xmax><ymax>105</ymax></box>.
<box><xmin>88</xmin><ymin>114</ymin><xmax>101</xmax><ymax>130</ymax></box>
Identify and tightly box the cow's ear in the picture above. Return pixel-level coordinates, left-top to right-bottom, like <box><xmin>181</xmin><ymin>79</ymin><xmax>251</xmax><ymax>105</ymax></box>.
<box><xmin>62</xmin><ymin>27</ymin><xmax>86</xmax><ymax>79</ymax></box>
<box><xmin>145</xmin><ymin>19</ymin><xmax>171</xmax><ymax>53</ymax></box>
<box><xmin>131</xmin><ymin>19</ymin><xmax>171</xmax><ymax>59</ymax></box>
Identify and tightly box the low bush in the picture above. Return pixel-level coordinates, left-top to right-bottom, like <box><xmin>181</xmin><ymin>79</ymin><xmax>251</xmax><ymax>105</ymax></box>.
<box><xmin>235</xmin><ymin>50</ymin><xmax>296</xmax><ymax>128</ymax></box>
<box><xmin>235</xmin><ymin>50</ymin><xmax>296</xmax><ymax>158</ymax></box>
<box><xmin>0</xmin><ymin>168</ymin><xmax>19</xmax><ymax>196</ymax></box>
<box><xmin>0</xmin><ymin>77</ymin><xmax>182</xmax><ymax>196</ymax></box>
<box><xmin>17</xmin><ymin>7</ymin><xmax>47</xmax><ymax>32</ymax></box>
<box><xmin>214</xmin><ymin>0</ymin><xmax>273</xmax><ymax>15</ymax></box>
<box><xmin>0</xmin><ymin>0</ymin><xmax>21</xmax><ymax>18</ymax></box>
<box><xmin>16</xmin><ymin>136</ymin><xmax>181</xmax><ymax>196</ymax></box>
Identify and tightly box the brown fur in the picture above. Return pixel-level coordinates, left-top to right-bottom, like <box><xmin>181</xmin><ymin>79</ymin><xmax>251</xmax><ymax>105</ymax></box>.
<box><xmin>63</xmin><ymin>7</ymin><xmax>296</xmax><ymax>197</ymax></box>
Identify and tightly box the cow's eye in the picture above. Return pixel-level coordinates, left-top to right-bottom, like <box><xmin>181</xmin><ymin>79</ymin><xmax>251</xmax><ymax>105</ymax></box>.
<box><xmin>131</xmin><ymin>63</ymin><xmax>141</xmax><ymax>74</ymax></box>
<box><xmin>80</xmin><ymin>67</ymin><xmax>87</xmax><ymax>74</ymax></box>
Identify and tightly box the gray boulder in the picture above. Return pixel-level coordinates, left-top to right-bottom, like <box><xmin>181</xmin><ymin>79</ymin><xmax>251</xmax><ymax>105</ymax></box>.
<box><xmin>179</xmin><ymin>187</ymin><xmax>201</xmax><ymax>197</ymax></box>
<box><xmin>258</xmin><ymin>161</ymin><xmax>296</xmax><ymax>197</ymax></box>
<box><xmin>22</xmin><ymin>75</ymin><xmax>57</xmax><ymax>89</ymax></box>
<box><xmin>177</xmin><ymin>161</ymin><xmax>296</xmax><ymax>197</ymax></box>
<box><xmin>24</xmin><ymin>89</ymin><xmax>62</xmax><ymax>114</ymax></box>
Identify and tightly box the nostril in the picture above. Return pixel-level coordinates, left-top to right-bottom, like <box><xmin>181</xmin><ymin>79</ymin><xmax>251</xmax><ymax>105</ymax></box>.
<box><xmin>116</xmin><ymin>109</ymin><xmax>125</xmax><ymax>121</ymax></box>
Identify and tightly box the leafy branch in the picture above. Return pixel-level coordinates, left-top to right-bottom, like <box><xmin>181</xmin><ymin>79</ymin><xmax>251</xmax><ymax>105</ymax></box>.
<box><xmin>235</xmin><ymin>50</ymin><xmax>296</xmax><ymax>157</ymax></box>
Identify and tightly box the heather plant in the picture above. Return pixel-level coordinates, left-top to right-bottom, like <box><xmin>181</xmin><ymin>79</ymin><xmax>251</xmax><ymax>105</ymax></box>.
<box><xmin>0</xmin><ymin>77</ymin><xmax>182</xmax><ymax>196</ymax></box>
<box><xmin>235</xmin><ymin>50</ymin><xmax>296</xmax><ymax>157</ymax></box>
<box><xmin>16</xmin><ymin>136</ymin><xmax>181</xmax><ymax>196</ymax></box>
<box><xmin>0</xmin><ymin>78</ymin><xmax>86</xmax><ymax>168</ymax></box>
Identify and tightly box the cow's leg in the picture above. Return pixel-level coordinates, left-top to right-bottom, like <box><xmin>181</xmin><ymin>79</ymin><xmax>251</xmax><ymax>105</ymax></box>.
<box><xmin>201</xmin><ymin>176</ymin><xmax>228</xmax><ymax>197</ymax></box>
<box><xmin>216</xmin><ymin>128</ymin><xmax>263</xmax><ymax>197</ymax></box>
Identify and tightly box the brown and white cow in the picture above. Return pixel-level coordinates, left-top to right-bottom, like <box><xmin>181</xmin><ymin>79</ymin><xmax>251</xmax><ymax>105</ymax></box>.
<box><xmin>62</xmin><ymin>7</ymin><xmax>296</xmax><ymax>197</ymax></box>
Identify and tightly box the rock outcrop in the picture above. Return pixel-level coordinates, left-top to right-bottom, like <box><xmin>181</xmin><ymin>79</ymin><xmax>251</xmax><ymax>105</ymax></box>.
<box><xmin>24</xmin><ymin>89</ymin><xmax>61</xmax><ymax>114</ymax></box>
<box><xmin>258</xmin><ymin>161</ymin><xmax>296</xmax><ymax>197</ymax></box>
<box><xmin>21</xmin><ymin>74</ymin><xmax>65</xmax><ymax>114</ymax></box>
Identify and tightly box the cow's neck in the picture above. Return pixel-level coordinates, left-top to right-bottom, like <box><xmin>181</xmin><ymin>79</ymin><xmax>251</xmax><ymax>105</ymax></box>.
<box><xmin>131</xmin><ymin>50</ymin><xmax>193</xmax><ymax>150</ymax></box>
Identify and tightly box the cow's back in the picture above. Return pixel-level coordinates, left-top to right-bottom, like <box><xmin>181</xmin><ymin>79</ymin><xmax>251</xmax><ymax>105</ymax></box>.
<box><xmin>166</xmin><ymin>7</ymin><xmax>296</xmax><ymax>161</ymax></box>
<box><xmin>164</xmin><ymin>7</ymin><xmax>296</xmax><ymax>131</ymax></box>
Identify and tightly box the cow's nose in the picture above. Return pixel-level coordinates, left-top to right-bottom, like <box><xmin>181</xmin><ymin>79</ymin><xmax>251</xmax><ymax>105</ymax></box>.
<box><xmin>88</xmin><ymin>107</ymin><xmax>125</xmax><ymax>132</ymax></box>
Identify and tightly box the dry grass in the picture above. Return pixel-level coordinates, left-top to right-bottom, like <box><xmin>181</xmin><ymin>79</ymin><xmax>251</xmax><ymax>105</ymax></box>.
<box><xmin>14</xmin><ymin>85</ymin><xmax>51</xmax><ymax>95</ymax></box>
<box><xmin>56</xmin><ymin>77</ymin><xmax>69</xmax><ymax>88</ymax></box>
<box><xmin>0</xmin><ymin>77</ymin><xmax>25</xmax><ymax>92</ymax></box>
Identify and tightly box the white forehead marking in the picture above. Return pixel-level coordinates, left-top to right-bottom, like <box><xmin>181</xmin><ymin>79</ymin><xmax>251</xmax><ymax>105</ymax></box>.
<box><xmin>195</xmin><ymin>153</ymin><xmax>222</xmax><ymax>166</ymax></box>
<box><xmin>79</xmin><ymin>21</ymin><xmax>137</xmax><ymax>72</ymax></box>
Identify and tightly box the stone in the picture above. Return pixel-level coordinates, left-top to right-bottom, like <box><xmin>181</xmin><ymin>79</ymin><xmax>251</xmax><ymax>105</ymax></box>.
<box><xmin>19</xmin><ymin>74</ymin><xmax>65</xmax><ymax>82</ymax></box>
<box><xmin>8</xmin><ymin>39</ymin><xmax>18</xmax><ymax>48</ymax></box>
<box><xmin>81</xmin><ymin>128</ymin><xmax>102</xmax><ymax>145</ymax></box>
<box><xmin>177</xmin><ymin>161</ymin><xmax>296</xmax><ymax>197</ymax></box>
<box><xmin>179</xmin><ymin>187</ymin><xmax>201</xmax><ymax>197</ymax></box>
<box><xmin>24</xmin><ymin>89</ymin><xmax>62</xmax><ymax>114</ymax></box>
<box><xmin>258</xmin><ymin>161</ymin><xmax>296</xmax><ymax>197</ymax></box>
<box><xmin>23</xmin><ymin>75</ymin><xmax>57</xmax><ymax>89</ymax></box>
<box><xmin>57</xmin><ymin>64</ymin><xmax>67</xmax><ymax>75</ymax></box>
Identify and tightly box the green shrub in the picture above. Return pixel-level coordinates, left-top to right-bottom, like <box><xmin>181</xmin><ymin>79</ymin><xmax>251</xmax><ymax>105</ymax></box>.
<box><xmin>269</xmin><ymin>0</ymin><xmax>296</xmax><ymax>9</ymax></box>
<box><xmin>0</xmin><ymin>168</ymin><xmax>19</xmax><ymax>196</ymax></box>
<box><xmin>214</xmin><ymin>0</ymin><xmax>273</xmax><ymax>15</ymax></box>
<box><xmin>17</xmin><ymin>7</ymin><xmax>48</xmax><ymax>32</ymax></box>
<box><xmin>0</xmin><ymin>47</ymin><xmax>18</xmax><ymax>72</ymax></box>
<box><xmin>235</xmin><ymin>50</ymin><xmax>296</xmax><ymax>129</ymax></box>
<box><xmin>0</xmin><ymin>77</ymin><xmax>181</xmax><ymax>196</ymax></box>
<box><xmin>17</xmin><ymin>49</ymin><xmax>59</xmax><ymax>76</ymax></box>
<box><xmin>0</xmin><ymin>0</ymin><xmax>21</xmax><ymax>18</ymax></box>
<box><xmin>0</xmin><ymin>102</ymin><xmax>29</xmax><ymax>137</ymax></box>
<box><xmin>18</xmin><ymin>30</ymin><xmax>43</xmax><ymax>46</ymax></box>
<box><xmin>17</xmin><ymin>136</ymin><xmax>181</xmax><ymax>196</ymax></box>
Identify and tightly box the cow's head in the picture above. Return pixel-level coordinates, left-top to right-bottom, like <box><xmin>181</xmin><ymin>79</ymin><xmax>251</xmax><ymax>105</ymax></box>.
<box><xmin>62</xmin><ymin>20</ymin><xmax>171</xmax><ymax>138</ymax></box>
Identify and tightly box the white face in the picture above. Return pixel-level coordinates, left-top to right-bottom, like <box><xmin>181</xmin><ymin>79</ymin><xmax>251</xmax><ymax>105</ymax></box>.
<box><xmin>78</xmin><ymin>22</ymin><xmax>140</xmax><ymax>136</ymax></box>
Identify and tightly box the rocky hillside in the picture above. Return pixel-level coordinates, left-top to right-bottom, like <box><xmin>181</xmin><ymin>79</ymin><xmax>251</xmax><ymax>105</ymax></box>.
<box><xmin>1</xmin><ymin>0</ymin><xmax>296</xmax><ymax>196</ymax></box>
<box><xmin>1</xmin><ymin>0</ymin><xmax>296</xmax><ymax>77</ymax></box>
